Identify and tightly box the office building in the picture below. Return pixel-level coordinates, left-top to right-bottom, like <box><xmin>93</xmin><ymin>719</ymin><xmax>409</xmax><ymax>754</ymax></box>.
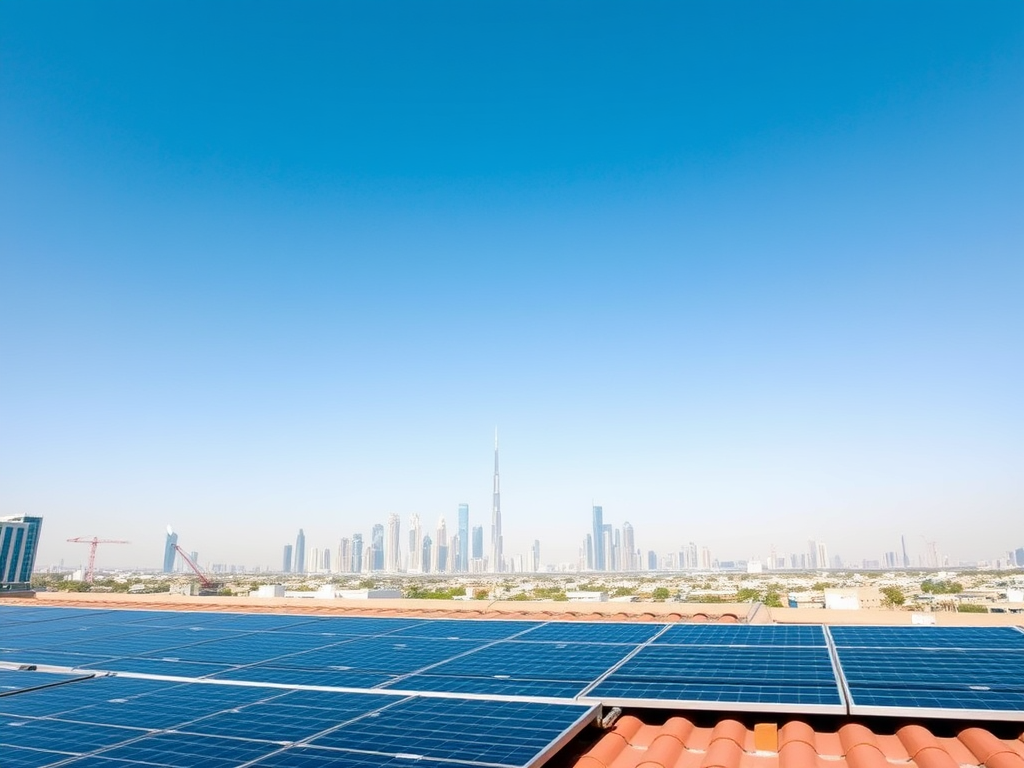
<box><xmin>491</xmin><ymin>430</ymin><xmax>503</xmax><ymax>572</ymax></box>
<box><xmin>163</xmin><ymin>526</ymin><xmax>178</xmax><ymax>573</ymax></box>
<box><xmin>336</xmin><ymin>538</ymin><xmax>351</xmax><ymax>574</ymax></box>
<box><xmin>458</xmin><ymin>503</ymin><xmax>469</xmax><ymax>573</ymax></box>
<box><xmin>0</xmin><ymin>515</ymin><xmax>43</xmax><ymax>591</ymax></box>
<box><xmin>422</xmin><ymin>535</ymin><xmax>433</xmax><ymax>573</ymax></box>
<box><xmin>371</xmin><ymin>524</ymin><xmax>384</xmax><ymax>571</ymax></box>
<box><xmin>592</xmin><ymin>506</ymin><xmax>604</xmax><ymax>571</ymax></box>
<box><xmin>472</xmin><ymin>525</ymin><xmax>483</xmax><ymax>559</ymax></box>
<box><xmin>385</xmin><ymin>513</ymin><xmax>401</xmax><ymax>572</ymax></box>
<box><xmin>295</xmin><ymin>529</ymin><xmax>306</xmax><ymax>574</ymax></box>
<box><xmin>408</xmin><ymin>514</ymin><xmax>422</xmax><ymax>573</ymax></box>
<box><xmin>282</xmin><ymin>544</ymin><xmax>293</xmax><ymax>573</ymax></box>
<box><xmin>352</xmin><ymin>533</ymin><xmax>363</xmax><ymax>573</ymax></box>
<box><xmin>622</xmin><ymin>523</ymin><xmax>635</xmax><ymax>571</ymax></box>
<box><xmin>531</xmin><ymin>539</ymin><xmax>541</xmax><ymax>572</ymax></box>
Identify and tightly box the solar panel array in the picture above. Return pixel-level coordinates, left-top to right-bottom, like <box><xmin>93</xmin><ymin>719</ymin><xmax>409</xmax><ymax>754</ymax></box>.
<box><xmin>1</xmin><ymin>603</ymin><xmax>1022</xmax><ymax>768</ymax></box>
<box><xmin>0</xmin><ymin>674</ymin><xmax>595</xmax><ymax>768</ymax></box>
<box><xmin>829</xmin><ymin>625</ymin><xmax>1024</xmax><ymax>721</ymax></box>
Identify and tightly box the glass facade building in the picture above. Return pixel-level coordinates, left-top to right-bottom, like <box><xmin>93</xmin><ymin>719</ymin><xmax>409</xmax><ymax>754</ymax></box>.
<box><xmin>163</xmin><ymin>527</ymin><xmax>179</xmax><ymax>573</ymax></box>
<box><xmin>0</xmin><ymin>515</ymin><xmax>43</xmax><ymax>591</ymax></box>
<box><xmin>457</xmin><ymin>503</ymin><xmax>469</xmax><ymax>572</ymax></box>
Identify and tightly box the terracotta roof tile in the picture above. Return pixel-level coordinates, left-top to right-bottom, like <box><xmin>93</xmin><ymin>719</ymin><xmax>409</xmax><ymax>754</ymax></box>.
<box><xmin>571</xmin><ymin>717</ymin><xmax>1024</xmax><ymax>768</ymax></box>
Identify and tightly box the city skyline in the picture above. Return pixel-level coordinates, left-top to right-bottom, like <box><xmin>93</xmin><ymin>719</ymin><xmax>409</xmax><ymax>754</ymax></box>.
<box><xmin>2</xmin><ymin>5</ymin><xmax>1020</xmax><ymax>573</ymax></box>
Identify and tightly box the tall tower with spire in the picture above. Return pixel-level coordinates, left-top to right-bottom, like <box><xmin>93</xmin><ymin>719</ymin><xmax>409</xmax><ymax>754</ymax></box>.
<box><xmin>490</xmin><ymin>428</ymin><xmax>503</xmax><ymax>573</ymax></box>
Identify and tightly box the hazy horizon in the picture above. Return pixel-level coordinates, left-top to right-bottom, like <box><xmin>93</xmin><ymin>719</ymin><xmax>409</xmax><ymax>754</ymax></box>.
<box><xmin>2</xmin><ymin>2</ymin><xmax>1021</xmax><ymax>571</ymax></box>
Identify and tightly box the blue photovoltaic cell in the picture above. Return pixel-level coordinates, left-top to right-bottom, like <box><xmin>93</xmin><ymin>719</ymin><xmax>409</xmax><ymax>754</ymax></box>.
<box><xmin>837</xmin><ymin>648</ymin><xmax>1024</xmax><ymax>690</ymax></box>
<box><xmin>655</xmin><ymin>624</ymin><xmax>826</xmax><ymax>646</ymax></box>
<box><xmin>88</xmin><ymin>659</ymin><xmax>238</xmax><ymax>678</ymax></box>
<box><xmin>46</xmin><ymin>627</ymin><xmax>239</xmax><ymax>657</ymax></box>
<box><xmin>387</xmin><ymin>619</ymin><xmax>540</xmax><ymax>640</ymax></box>
<box><xmin>386</xmin><ymin>674</ymin><xmax>588</xmax><ymax>699</ymax></box>
<box><xmin>267</xmin><ymin>616</ymin><xmax>425</xmax><ymax>636</ymax></box>
<box><xmin>591</xmin><ymin>679</ymin><xmax>845</xmax><ymax>705</ymax></box>
<box><xmin>847</xmin><ymin>686</ymin><xmax>1024</xmax><ymax>712</ymax></box>
<box><xmin>2</xmin><ymin>744</ymin><xmax>79</xmax><ymax>768</ymax></box>
<box><xmin>84</xmin><ymin>731</ymin><xmax>283</xmax><ymax>768</ymax></box>
<box><xmin>311</xmin><ymin>697</ymin><xmax>594</xmax><ymax>767</ymax></box>
<box><xmin>250</xmin><ymin>746</ymin><xmax>475</xmax><ymax>768</ymax></box>
<box><xmin>0</xmin><ymin>668</ymin><xmax>88</xmax><ymax>694</ymax></box>
<box><xmin>830</xmin><ymin>626</ymin><xmax>1024</xmax><ymax>650</ymax></box>
<box><xmin>518</xmin><ymin>622</ymin><xmax>664</xmax><ymax>644</ymax></box>
<box><xmin>130</xmin><ymin>631</ymin><xmax>357</xmax><ymax>665</ymax></box>
<box><xmin>590</xmin><ymin>644</ymin><xmax>842</xmax><ymax>706</ymax></box>
<box><xmin>400</xmin><ymin>640</ymin><xmax>633</xmax><ymax>682</ymax></box>
<box><xmin>180</xmin><ymin>690</ymin><xmax>391</xmax><ymax>742</ymax></box>
<box><xmin>206</xmin><ymin>665</ymin><xmax>397</xmax><ymax>688</ymax></box>
<box><xmin>269</xmin><ymin>636</ymin><xmax>487</xmax><ymax>674</ymax></box>
<box><xmin>0</xmin><ymin>717</ymin><xmax>145</xmax><ymax>753</ymax></box>
<box><xmin>0</xmin><ymin>677</ymin><xmax>174</xmax><ymax>718</ymax></box>
<box><xmin>0</xmin><ymin>650</ymin><xmax>116</xmax><ymax>669</ymax></box>
<box><xmin>34</xmin><ymin>759</ymin><xmax>149</xmax><ymax>768</ymax></box>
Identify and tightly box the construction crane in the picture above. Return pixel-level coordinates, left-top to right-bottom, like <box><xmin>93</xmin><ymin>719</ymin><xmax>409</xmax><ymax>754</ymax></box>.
<box><xmin>172</xmin><ymin>544</ymin><xmax>215</xmax><ymax>590</ymax></box>
<box><xmin>66</xmin><ymin>537</ymin><xmax>130</xmax><ymax>583</ymax></box>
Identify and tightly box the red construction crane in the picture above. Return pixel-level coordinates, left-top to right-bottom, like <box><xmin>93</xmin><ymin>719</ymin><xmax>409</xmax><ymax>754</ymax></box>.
<box><xmin>66</xmin><ymin>537</ymin><xmax>130</xmax><ymax>583</ymax></box>
<box><xmin>173</xmin><ymin>544</ymin><xmax>214</xmax><ymax>589</ymax></box>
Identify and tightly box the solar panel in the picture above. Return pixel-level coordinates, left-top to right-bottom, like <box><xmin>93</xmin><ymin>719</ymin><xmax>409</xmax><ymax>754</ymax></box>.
<box><xmin>384</xmin><ymin>674</ymin><xmax>588</xmax><ymax>699</ymax></box>
<box><xmin>830</xmin><ymin>625</ymin><xmax>1024</xmax><ymax>650</ymax></box>
<box><xmin>517</xmin><ymin>621</ymin><xmax>664</xmax><ymax>644</ymax></box>
<box><xmin>308</xmin><ymin>696</ymin><xmax>598</xmax><ymax>767</ymax></box>
<box><xmin>77</xmin><ymin>731</ymin><xmax>284</xmax><ymax>768</ymax></box>
<box><xmin>206</xmin><ymin>665</ymin><xmax>398</xmax><ymax>689</ymax></box>
<box><xmin>0</xmin><ymin>717</ymin><xmax>148</xmax><ymax>754</ymax></box>
<box><xmin>248</xmin><ymin>746</ymin><xmax>477</xmax><ymax>768</ymax></box>
<box><xmin>390</xmin><ymin>640</ymin><xmax>634</xmax><ymax>684</ymax></box>
<box><xmin>266</xmin><ymin>635</ymin><xmax>489</xmax><ymax>675</ymax></box>
<box><xmin>386</xmin><ymin>618</ymin><xmax>540</xmax><ymax>640</ymax></box>
<box><xmin>0</xmin><ymin>668</ymin><xmax>91</xmax><ymax>696</ymax></box>
<box><xmin>654</xmin><ymin>624</ymin><xmax>827</xmax><ymax>646</ymax></box>
<box><xmin>829</xmin><ymin>626</ymin><xmax>1024</xmax><ymax>720</ymax></box>
<box><xmin>0</xmin><ymin>675</ymin><xmax>598</xmax><ymax>768</ymax></box>
<box><xmin>584</xmin><ymin>644</ymin><xmax>846</xmax><ymax>714</ymax></box>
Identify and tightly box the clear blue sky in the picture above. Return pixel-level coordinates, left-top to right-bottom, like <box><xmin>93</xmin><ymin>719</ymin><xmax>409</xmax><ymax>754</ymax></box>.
<box><xmin>2</xmin><ymin>1</ymin><xmax>1021</xmax><ymax>570</ymax></box>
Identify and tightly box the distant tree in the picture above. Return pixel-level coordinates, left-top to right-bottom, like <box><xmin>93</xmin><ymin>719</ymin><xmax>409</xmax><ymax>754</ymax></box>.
<box><xmin>880</xmin><ymin>586</ymin><xmax>905</xmax><ymax>608</ymax></box>
<box><xmin>763</xmin><ymin>590</ymin><xmax>784</xmax><ymax>608</ymax></box>
<box><xmin>651</xmin><ymin>587</ymin><xmax>671</xmax><ymax>601</ymax></box>
<box><xmin>612</xmin><ymin>587</ymin><xmax>634</xmax><ymax>597</ymax></box>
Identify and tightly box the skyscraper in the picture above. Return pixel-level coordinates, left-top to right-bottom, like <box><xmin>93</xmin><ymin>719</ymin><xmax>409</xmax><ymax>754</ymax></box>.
<box><xmin>531</xmin><ymin>539</ymin><xmax>541</xmax><ymax>572</ymax></box>
<box><xmin>422</xmin><ymin>535</ymin><xmax>433</xmax><ymax>573</ymax></box>
<box><xmin>901</xmin><ymin>535</ymin><xmax>911</xmax><ymax>568</ymax></box>
<box><xmin>295</xmin><ymin>529</ymin><xmax>306</xmax><ymax>574</ymax></box>
<box><xmin>337</xmin><ymin>538</ymin><xmax>351</xmax><ymax>574</ymax></box>
<box><xmin>592</xmin><ymin>506</ymin><xmax>604</xmax><ymax>571</ymax></box>
<box><xmin>371</xmin><ymin>524</ymin><xmax>384</xmax><ymax>571</ymax></box>
<box><xmin>282</xmin><ymin>544</ymin><xmax>293</xmax><ymax>573</ymax></box>
<box><xmin>622</xmin><ymin>522</ymin><xmax>635</xmax><ymax>571</ymax></box>
<box><xmin>435</xmin><ymin>516</ymin><xmax>448</xmax><ymax>573</ymax></box>
<box><xmin>163</xmin><ymin>526</ymin><xmax>179</xmax><ymax>573</ymax></box>
<box><xmin>408</xmin><ymin>514</ymin><xmax>422</xmax><ymax>573</ymax></box>
<box><xmin>472</xmin><ymin>526</ymin><xmax>483</xmax><ymax>559</ymax></box>
<box><xmin>352</xmin><ymin>533</ymin><xmax>363</xmax><ymax>573</ymax></box>
<box><xmin>0</xmin><ymin>515</ymin><xmax>43</xmax><ymax>591</ymax></box>
<box><xmin>490</xmin><ymin>430</ymin><xmax>503</xmax><ymax>573</ymax></box>
<box><xmin>385</xmin><ymin>514</ymin><xmax>401</xmax><ymax>572</ymax></box>
<box><xmin>458</xmin><ymin>503</ymin><xmax>469</xmax><ymax>573</ymax></box>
